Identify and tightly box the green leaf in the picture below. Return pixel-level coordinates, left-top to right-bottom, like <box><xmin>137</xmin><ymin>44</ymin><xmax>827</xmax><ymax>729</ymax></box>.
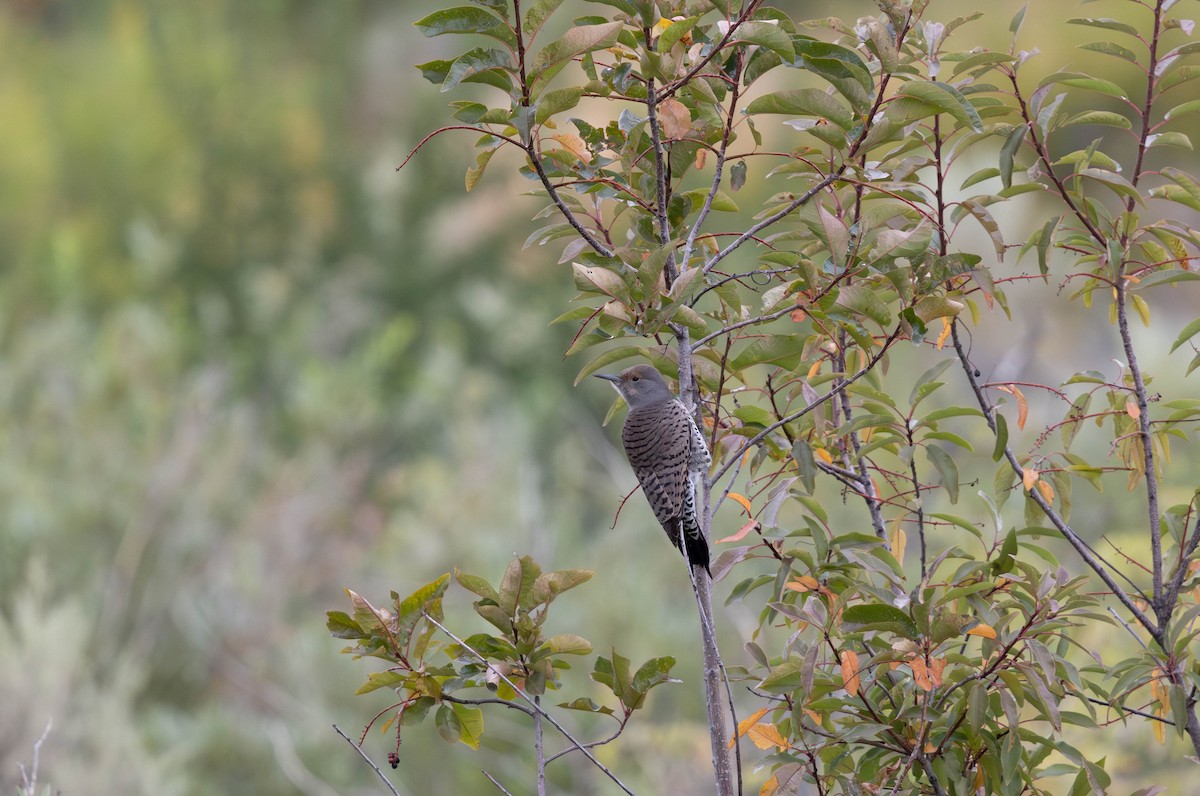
<box><xmin>836</xmin><ymin>285</ymin><xmax>891</xmax><ymax>327</ymax></box>
<box><xmin>498</xmin><ymin>555</ymin><xmax>541</xmax><ymax>615</ymax></box>
<box><xmin>842</xmin><ymin>604</ymin><xmax>920</xmax><ymax>638</ymax></box>
<box><xmin>731</xmin><ymin>21</ymin><xmax>795</xmax><ymax>61</ymax></box>
<box><xmin>999</xmin><ymin>123</ymin><xmax>1027</xmax><ymax>189</ymax></box>
<box><xmin>657</xmin><ymin>16</ymin><xmax>698</xmax><ymax>51</ymax></box>
<box><xmin>1078</xmin><ymin>168</ymin><xmax>1141</xmax><ymax>202</ymax></box>
<box><xmin>1148</xmin><ymin>132</ymin><xmax>1192</xmax><ymax>150</ymax></box>
<box><xmin>897</xmin><ymin>80</ymin><xmax>984</xmax><ymax>132</ymax></box>
<box><xmin>326</xmin><ymin>611</ymin><xmax>368</xmax><ymax>640</ymax></box>
<box><xmin>535</xmin><ymin>87</ymin><xmax>583</xmax><ymax>123</ymax></box>
<box><xmin>926</xmin><ymin>444</ymin><xmax>961</xmax><ymax>503</ymax></box>
<box><xmin>1039</xmin><ymin>71</ymin><xmax>1127</xmax><ymax>99</ymax></box>
<box><xmin>631</xmin><ymin>656</ymin><xmax>677</xmax><ymax>695</ymax></box>
<box><xmin>443</xmin><ymin>48</ymin><xmax>515</xmax><ymax>93</ymax></box>
<box><xmin>455</xmin><ymin>568</ymin><xmax>500</xmax><ymax>602</ymax></box>
<box><xmin>355</xmin><ymin>670</ymin><xmax>408</xmax><ymax>695</ymax></box>
<box><xmin>414</xmin><ymin>7</ymin><xmax>513</xmax><ymax>45</ymax></box>
<box><xmin>530</xmin><ymin>21</ymin><xmax>623</xmax><ymax>78</ymax></box>
<box><xmin>992</xmin><ymin>412</ymin><xmax>1009</xmax><ymax>461</ymax></box>
<box><xmin>435</xmin><ymin>704</ymin><xmax>462</xmax><ymax>744</ymax></box>
<box><xmin>1171</xmin><ymin>317</ymin><xmax>1200</xmax><ymax>354</ymax></box>
<box><xmin>758</xmin><ymin>657</ymin><xmax>808</xmax><ymax>693</ymax></box>
<box><xmin>1066</xmin><ymin>17</ymin><xmax>1139</xmax><ymax>37</ymax></box>
<box><xmin>679</xmin><ymin>189</ymin><xmax>739</xmax><ymax>212</ymax></box>
<box><xmin>951</xmin><ymin>51</ymin><xmax>1017</xmax><ymax>78</ymax></box>
<box><xmin>450</xmin><ymin>702</ymin><xmax>484</xmax><ymax>749</ymax></box>
<box><xmin>523</xmin><ymin>0</ymin><xmax>564</xmax><ymax>37</ymax></box>
<box><xmin>1078</xmin><ymin>40</ymin><xmax>1138</xmax><ymax>64</ymax></box>
<box><xmin>538</xmin><ymin>634</ymin><xmax>593</xmax><ymax>659</ymax></box>
<box><xmin>745</xmin><ymin>89</ymin><xmax>854</xmax><ymax>130</ymax></box>
<box><xmin>558</xmin><ymin>697</ymin><xmax>615</xmax><ymax>715</ymax></box>
<box><xmin>1164</xmin><ymin>99</ymin><xmax>1200</xmax><ymax>121</ymax></box>
<box><xmin>1062</xmin><ymin>110</ymin><xmax>1131</xmax><ymax>129</ymax></box>
<box><xmin>912</xmin><ymin>295</ymin><xmax>965</xmax><ymax>324</ymax></box>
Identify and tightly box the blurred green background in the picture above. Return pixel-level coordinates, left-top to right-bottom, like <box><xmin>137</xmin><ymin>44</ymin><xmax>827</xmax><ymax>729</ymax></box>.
<box><xmin>1</xmin><ymin>1</ymin><xmax>1197</xmax><ymax>794</ymax></box>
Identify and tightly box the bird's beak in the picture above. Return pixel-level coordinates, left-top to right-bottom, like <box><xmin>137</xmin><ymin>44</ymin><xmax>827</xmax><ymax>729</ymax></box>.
<box><xmin>593</xmin><ymin>374</ymin><xmax>621</xmax><ymax>384</ymax></box>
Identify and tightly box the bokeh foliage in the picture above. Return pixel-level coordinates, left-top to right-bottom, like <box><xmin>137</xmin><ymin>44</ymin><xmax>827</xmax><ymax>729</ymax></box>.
<box><xmin>5</xmin><ymin>0</ymin><xmax>1200</xmax><ymax>795</ymax></box>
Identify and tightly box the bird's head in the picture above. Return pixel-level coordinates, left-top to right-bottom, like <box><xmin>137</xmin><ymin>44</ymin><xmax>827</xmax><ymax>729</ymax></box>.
<box><xmin>594</xmin><ymin>364</ymin><xmax>674</xmax><ymax>408</ymax></box>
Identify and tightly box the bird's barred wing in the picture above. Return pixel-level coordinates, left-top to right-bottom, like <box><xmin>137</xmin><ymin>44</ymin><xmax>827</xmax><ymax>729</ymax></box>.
<box><xmin>622</xmin><ymin>402</ymin><xmax>692</xmax><ymax>524</ymax></box>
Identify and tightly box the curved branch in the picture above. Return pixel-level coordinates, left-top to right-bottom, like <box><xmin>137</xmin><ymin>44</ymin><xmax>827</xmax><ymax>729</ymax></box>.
<box><xmin>396</xmin><ymin>126</ymin><xmax>524</xmax><ymax>172</ymax></box>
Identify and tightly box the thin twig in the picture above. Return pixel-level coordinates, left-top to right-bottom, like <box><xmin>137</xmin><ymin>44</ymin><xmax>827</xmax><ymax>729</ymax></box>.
<box><xmin>712</xmin><ymin>325</ymin><xmax>903</xmax><ymax>484</ymax></box>
<box><xmin>333</xmin><ymin>724</ymin><xmax>403</xmax><ymax>796</ymax></box>
<box><xmin>421</xmin><ymin>611</ymin><xmax>638</xmax><ymax>796</ymax></box>
<box><xmin>950</xmin><ymin>323</ymin><xmax>1160</xmax><ymax>639</ymax></box>
<box><xmin>483</xmin><ymin>770</ymin><xmax>517</xmax><ymax>796</ymax></box>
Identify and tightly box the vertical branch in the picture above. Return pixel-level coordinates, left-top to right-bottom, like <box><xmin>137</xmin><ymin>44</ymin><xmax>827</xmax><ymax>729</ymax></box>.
<box><xmin>1117</xmin><ymin>0</ymin><xmax>1167</xmax><ymax>617</ymax></box>
<box><xmin>535</xmin><ymin>695</ymin><xmax>547</xmax><ymax>796</ymax></box>
<box><xmin>645</xmin><ymin>24</ymin><xmax>737</xmax><ymax>793</ymax></box>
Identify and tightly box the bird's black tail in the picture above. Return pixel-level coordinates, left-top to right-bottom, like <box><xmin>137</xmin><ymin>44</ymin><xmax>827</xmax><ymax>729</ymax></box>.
<box><xmin>682</xmin><ymin>528</ymin><xmax>711</xmax><ymax>577</ymax></box>
<box><xmin>665</xmin><ymin>517</ymin><xmax>711</xmax><ymax>576</ymax></box>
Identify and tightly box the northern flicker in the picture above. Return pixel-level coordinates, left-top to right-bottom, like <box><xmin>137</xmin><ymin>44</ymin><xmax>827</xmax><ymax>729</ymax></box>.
<box><xmin>596</xmin><ymin>364</ymin><xmax>712</xmax><ymax>574</ymax></box>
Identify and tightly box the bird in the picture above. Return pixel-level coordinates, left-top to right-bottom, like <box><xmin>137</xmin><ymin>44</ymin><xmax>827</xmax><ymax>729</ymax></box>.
<box><xmin>595</xmin><ymin>364</ymin><xmax>712</xmax><ymax>575</ymax></box>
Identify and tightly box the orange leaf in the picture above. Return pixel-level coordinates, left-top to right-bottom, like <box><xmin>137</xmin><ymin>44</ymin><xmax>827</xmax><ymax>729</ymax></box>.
<box><xmin>1022</xmin><ymin>468</ymin><xmax>1039</xmax><ymax>491</ymax></box>
<box><xmin>790</xmin><ymin>307</ymin><xmax>807</xmax><ymax>322</ymax></box>
<box><xmin>785</xmin><ymin>575</ymin><xmax>820</xmax><ymax>593</ymax></box>
<box><xmin>1126</xmin><ymin>398</ymin><xmax>1141</xmax><ymax>420</ymax></box>
<box><xmin>803</xmin><ymin>708</ymin><xmax>822</xmax><ymax>726</ymax></box>
<box><xmin>551</xmin><ymin>133</ymin><xmax>591</xmax><ymax>163</ymax></box>
<box><xmin>716</xmin><ymin>520</ymin><xmax>760</xmax><ymax>545</ymax></box>
<box><xmin>1036</xmin><ymin>479</ymin><xmax>1055</xmax><ymax>502</ymax></box>
<box><xmin>728</xmin><ymin>492</ymin><xmax>753</xmax><ymax>516</ymax></box>
<box><xmin>694</xmin><ymin>148</ymin><xmax>706</xmax><ymax>170</ymax></box>
<box><xmin>909</xmin><ymin>657</ymin><xmax>932</xmax><ymax>691</ymax></box>
<box><xmin>929</xmin><ymin>656</ymin><xmax>946</xmax><ymax>688</ymax></box>
<box><xmin>729</xmin><ymin>706</ymin><xmax>770</xmax><ymax>749</ymax></box>
<box><xmin>998</xmin><ymin>385</ymin><xmax>1029</xmax><ymax>430</ymax></box>
<box><xmin>807</xmin><ymin>360</ymin><xmax>822</xmax><ymax>378</ymax></box>
<box><xmin>759</xmin><ymin>774</ymin><xmax>779</xmax><ymax>796</ymax></box>
<box><xmin>658</xmin><ymin>98</ymin><xmax>693</xmax><ymax>139</ymax></box>
<box><xmin>966</xmin><ymin>623</ymin><xmax>997</xmax><ymax>639</ymax></box>
<box><xmin>840</xmin><ymin>650</ymin><xmax>861</xmax><ymax>696</ymax></box>
<box><xmin>747</xmin><ymin>722</ymin><xmax>789</xmax><ymax>751</ymax></box>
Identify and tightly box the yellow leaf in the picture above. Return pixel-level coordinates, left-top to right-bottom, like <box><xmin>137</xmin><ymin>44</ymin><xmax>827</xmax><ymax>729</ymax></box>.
<box><xmin>966</xmin><ymin>623</ymin><xmax>997</xmax><ymax>639</ymax></box>
<box><xmin>729</xmin><ymin>706</ymin><xmax>770</xmax><ymax>749</ymax></box>
<box><xmin>807</xmin><ymin>360</ymin><xmax>822</xmax><ymax>378</ymax></box>
<box><xmin>694</xmin><ymin>148</ymin><xmax>706</xmax><ymax>169</ymax></box>
<box><xmin>840</xmin><ymin>649</ymin><xmax>861</xmax><ymax>696</ymax></box>
<box><xmin>747</xmin><ymin>722</ymin><xmax>789</xmax><ymax>751</ymax></box>
<box><xmin>935</xmin><ymin>319</ymin><xmax>952</xmax><ymax>350</ymax></box>
<box><xmin>651</xmin><ymin>17</ymin><xmax>673</xmax><ymax>37</ymax></box>
<box><xmin>1154</xmin><ymin>715</ymin><xmax>1165</xmax><ymax>744</ymax></box>
<box><xmin>658</xmin><ymin>98</ymin><xmax>692</xmax><ymax>139</ymax></box>
<box><xmin>551</xmin><ymin>134</ymin><xmax>591</xmax><ymax>163</ymax></box>
<box><xmin>1022</xmin><ymin>468</ymin><xmax>1039</xmax><ymax>491</ymax></box>
<box><xmin>1036</xmin><ymin>479</ymin><xmax>1055</xmax><ymax>502</ymax></box>
<box><xmin>759</xmin><ymin>774</ymin><xmax>779</xmax><ymax>796</ymax></box>
<box><xmin>728</xmin><ymin>492</ymin><xmax>753</xmax><ymax>516</ymax></box>
<box><xmin>891</xmin><ymin>526</ymin><xmax>907</xmax><ymax>564</ymax></box>
<box><xmin>815</xmin><ymin>447</ymin><xmax>833</xmax><ymax>464</ymax></box>
<box><xmin>1126</xmin><ymin>398</ymin><xmax>1141</xmax><ymax>420</ymax></box>
<box><xmin>804</xmin><ymin>708</ymin><xmax>822</xmax><ymax>726</ymax></box>
<box><xmin>784</xmin><ymin>575</ymin><xmax>820</xmax><ymax>593</ymax></box>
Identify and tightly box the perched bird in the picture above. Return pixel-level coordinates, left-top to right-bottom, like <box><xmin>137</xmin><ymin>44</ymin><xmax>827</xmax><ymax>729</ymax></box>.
<box><xmin>595</xmin><ymin>364</ymin><xmax>712</xmax><ymax>575</ymax></box>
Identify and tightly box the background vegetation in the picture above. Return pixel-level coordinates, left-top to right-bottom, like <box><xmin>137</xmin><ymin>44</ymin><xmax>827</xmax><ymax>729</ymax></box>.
<box><xmin>3</xmin><ymin>1</ymin><xmax>1198</xmax><ymax>794</ymax></box>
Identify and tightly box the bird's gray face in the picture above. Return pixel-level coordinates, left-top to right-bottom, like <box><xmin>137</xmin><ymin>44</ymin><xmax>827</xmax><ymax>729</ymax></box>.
<box><xmin>594</xmin><ymin>364</ymin><xmax>674</xmax><ymax>408</ymax></box>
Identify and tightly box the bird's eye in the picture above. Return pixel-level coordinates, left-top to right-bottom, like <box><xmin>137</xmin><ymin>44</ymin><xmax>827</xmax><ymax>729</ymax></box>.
<box><xmin>631</xmin><ymin>376</ymin><xmax>640</xmax><ymax>381</ymax></box>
